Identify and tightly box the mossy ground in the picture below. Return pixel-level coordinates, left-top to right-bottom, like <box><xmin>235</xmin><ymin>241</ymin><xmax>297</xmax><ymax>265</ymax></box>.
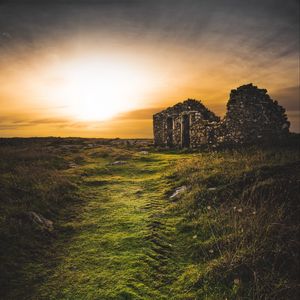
<box><xmin>0</xmin><ymin>138</ymin><xmax>299</xmax><ymax>299</ymax></box>
<box><xmin>34</xmin><ymin>150</ymin><xmax>189</xmax><ymax>300</ymax></box>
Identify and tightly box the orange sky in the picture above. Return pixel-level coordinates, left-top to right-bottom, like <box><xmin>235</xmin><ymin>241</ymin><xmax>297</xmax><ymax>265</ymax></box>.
<box><xmin>0</xmin><ymin>1</ymin><xmax>299</xmax><ymax>137</ymax></box>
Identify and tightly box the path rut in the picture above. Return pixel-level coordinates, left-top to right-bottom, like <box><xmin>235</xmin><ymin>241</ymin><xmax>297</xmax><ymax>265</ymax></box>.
<box><xmin>35</xmin><ymin>151</ymin><xmax>184</xmax><ymax>300</ymax></box>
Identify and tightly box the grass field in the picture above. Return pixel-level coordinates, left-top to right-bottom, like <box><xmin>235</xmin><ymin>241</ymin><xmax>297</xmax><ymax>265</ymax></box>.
<box><xmin>0</xmin><ymin>137</ymin><xmax>299</xmax><ymax>299</ymax></box>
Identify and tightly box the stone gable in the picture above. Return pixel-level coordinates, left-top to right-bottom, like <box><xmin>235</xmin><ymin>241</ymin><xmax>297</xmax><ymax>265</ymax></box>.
<box><xmin>153</xmin><ymin>99</ymin><xmax>219</xmax><ymax>147</ymax></box>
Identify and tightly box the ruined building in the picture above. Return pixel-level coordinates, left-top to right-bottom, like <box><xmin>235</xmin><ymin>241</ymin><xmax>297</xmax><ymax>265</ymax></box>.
<box><xmin>222</xmin><ymin>84</ymin><xmax>290</xmax><ymax>144</ymax></box>
<box><xmin>153</xmin><ymin>84</ymin><xmax>290</xmax><ymax>148</ymax></box>
<box><xmin>153</xmin><ymin>99</ymin><xmax>220</xmax><ymax>147</ymax></box>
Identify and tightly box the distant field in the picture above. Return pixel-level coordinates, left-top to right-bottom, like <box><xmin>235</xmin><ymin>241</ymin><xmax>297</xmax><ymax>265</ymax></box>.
<box><xmin>0</xmin><ymin>137</ymin><xmax>299</xmax><ymax>299</ymax></box>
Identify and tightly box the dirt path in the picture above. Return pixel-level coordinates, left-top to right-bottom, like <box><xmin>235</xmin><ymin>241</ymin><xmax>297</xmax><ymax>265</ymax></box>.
<box><xmin>35</xmin><ymin>151</ymin><xmax>186</xmax><ymax>300</ymax></box>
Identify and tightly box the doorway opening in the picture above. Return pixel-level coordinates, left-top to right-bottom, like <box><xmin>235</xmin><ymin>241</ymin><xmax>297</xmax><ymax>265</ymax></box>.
<box><xmin>166</xmin><ymin>117</ymin><xmax>173</xmax><ymax>147</ymax></box>
<box><xmin>181</xmin><ymin>114</ymin><xmax>190</xmax><ymax>148</ymax></box>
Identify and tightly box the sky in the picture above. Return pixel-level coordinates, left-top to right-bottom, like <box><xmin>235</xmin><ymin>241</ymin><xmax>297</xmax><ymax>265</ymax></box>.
<box><xmin>0</xmin><ymin>0</ymin><xmax>299</xmax><ymax>137</ymax></box>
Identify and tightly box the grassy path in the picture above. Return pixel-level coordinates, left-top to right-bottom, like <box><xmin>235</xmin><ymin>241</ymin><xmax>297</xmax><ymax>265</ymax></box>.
<box><xmin>4</xmin><ymin>144</ymin><xmax>298</xmax><ymax>299</ymax></box>
<box><xmin>36</xmin><ymin>150</ymin><xmax>187</xmax><ymax>300</ymax></box>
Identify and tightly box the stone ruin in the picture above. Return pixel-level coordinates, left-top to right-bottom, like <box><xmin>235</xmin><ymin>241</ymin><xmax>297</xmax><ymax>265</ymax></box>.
<box><xmin>153</xmin><ymin>99</ymin><xmax>220</xmax><ymax>148</ymax></box>
<box><xmin>153</xmin><ymin>84</ymin><xmax>290</xmax><ymax>148</ymax></box>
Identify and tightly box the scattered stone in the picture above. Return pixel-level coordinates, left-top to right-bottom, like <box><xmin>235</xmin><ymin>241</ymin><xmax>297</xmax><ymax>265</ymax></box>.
<box><xmin>27</xmin><ymin>211</ymin><xmax>53</xmax><ymax>232</ymax></box>
<box><xmin>208</xmin><ymin>187</ymin><xmax>217</xmax><ymax>191</ymax></box>
<box><xmin>111</xmin><ymin>160</ymin><xmax>127</xmax><ymax>165</ymax></box>
<box><xmin>69</xmin><ymin>162</ymin><xmax>77</xmax><ymax>168</ymax></box>
<box><xmin>192</xmin><ymin>235</ymin><xmax>197</xmax><ymax>239</ymax></box>
<box><xmin>61</xmin><ymin>145</ymin><xmax>77</xmax><ymax>150</ymax></box>
<box><xmin>169</xmin><ymin>185</ymin><xmax>187</xmax><ymax>200</ymax></box>
<box><xmin>139</xmin><ymin>151</ymin><xmax>149</xmax><ymax>155</ymax></box>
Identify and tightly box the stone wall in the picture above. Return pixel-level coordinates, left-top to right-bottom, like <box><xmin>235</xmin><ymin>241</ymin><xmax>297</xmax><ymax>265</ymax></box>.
<box><xmin>173</xmin><ymin>115</ymin><xmax>182</xmax><ymax>146</ymax></box>
<box><xmin>153</xmin><ymin>99</ymin><xmax>219</xmax><ymax>147</ymax></box>
<box><xmin>222</xmin><ymin>84</ymin><xmax>290</xmax><ymax>144</ymax></box>
<box><xmin>153</xmin><ymin>113</ymin><xmax>165</xmax><ymax>146</ymax></box>
<box><xmin>153</xmin><ymin>84</ymin><xmax>290</xmax><ymax>148</ymax></box>
<box><xmin>190</xmin><ymin>120</ymin><xmax>222</xmax><ymax>147</ymax></box>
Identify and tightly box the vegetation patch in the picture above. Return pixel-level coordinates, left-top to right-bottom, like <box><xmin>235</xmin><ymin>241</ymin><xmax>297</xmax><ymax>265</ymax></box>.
<box><xmin>168</xmin><ymin>146</ymin><xmax>300</xmax><ymax>299</ymax></box>
<box><xmin>0</xmin><ymin>138</ymin><xmax>299</xmax><ymax>299</ymax></box>
<box><xmin>0</xmin><ymin>143</ymin><xmax>81</xmax><ymax>299</ymax></box>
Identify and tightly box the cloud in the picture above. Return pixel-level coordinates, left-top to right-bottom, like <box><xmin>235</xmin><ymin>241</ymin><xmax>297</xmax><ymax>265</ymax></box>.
<box><xmin>0</xmin><ymin>114</ymin><xmax>72</xmax><ymax>130</ymax></box>
<box><xmin>117</xmin><ymin>107</ymin><xmax>164</xmax><ymax>120</ymax></box>
<box><xmin>0</xmin><ymin>0</ymin><xmax>298</xmax><ymax>136</ymax></box>
<box><xmin>272</xmin><ymin>86</ymin><xmax>300</xmax><ymax>111</ymax></box>
<box><xmin>286</xmin><ymin>110</ymin><xmax>300</xmax><ymax>133</ymax></box>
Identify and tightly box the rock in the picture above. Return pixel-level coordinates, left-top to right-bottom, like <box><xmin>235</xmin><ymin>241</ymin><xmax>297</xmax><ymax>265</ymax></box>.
<box><xmin>282</xmin><ymin>123</ymin><xmax>289</xmax><ymax>129</ymax></box>
<box><xmin>170</xmin><ymin>185</ymin><xmax>187</xmax><ymax>200</ymax></box>
<box><xmin>139</xmin><ymin>151</ymin><xmax>149</xmax><ymax>155</ymax></box>
<box><xmin>69</xmin><ymin>162</ymin><xmax>77</xmax><ymax>168</ymax></box>
<box><xmin>111</xmin><ymin>161</ymin><xmax>127</xmax><ymax>165</ymax></box>
<box><xmin>27</xmin><ymin>211</ymin><xmax>53</xmax><ymax>232</ymax></box>
<box><xmin>208</xmin><ymin>187</ymin><xmax>217</xmax><ymax>191</ymax></box>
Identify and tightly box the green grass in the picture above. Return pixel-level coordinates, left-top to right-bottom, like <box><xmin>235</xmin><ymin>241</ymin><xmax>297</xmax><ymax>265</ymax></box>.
<box><xmin>0</xmin><ymin>141</ymin><xmax>82</xmax><ymax>299</ymax></box>
<box><xmin>168</xmin><ymin>147</ymin><xmax>300</xmax><ymax>299</ymax></box>
<box><xmin>33</xmin><ymin>149</ymin><xmax>189</xmax><ymax>300</ymax></box>
<box><xmin>0</xmin><ymin>138</ymin><xmax>299</xmax><ymax>299</ymax></box>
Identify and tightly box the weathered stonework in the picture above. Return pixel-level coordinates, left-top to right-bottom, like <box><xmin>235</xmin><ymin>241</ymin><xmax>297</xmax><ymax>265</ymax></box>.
<box><xmin>153</xmin><ymin>99</ymin><xmax>219</xmax><ymax>148</ymax></box>
<box><xmin>222</xmin><ymin>84</ymin><xmax>290</xmax><ymax>144</ymax></box>
<box><xmin>153</xmin><ymin>84</ymin><xmax>290</xmax><ymax>148</ymax></box>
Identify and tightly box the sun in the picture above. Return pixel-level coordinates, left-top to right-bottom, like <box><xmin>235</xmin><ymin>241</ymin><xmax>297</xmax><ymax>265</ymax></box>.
<box><xmin>46</xmin><ymin>57</ymin><xmax>150</xmax><ymax>121</ymax></box>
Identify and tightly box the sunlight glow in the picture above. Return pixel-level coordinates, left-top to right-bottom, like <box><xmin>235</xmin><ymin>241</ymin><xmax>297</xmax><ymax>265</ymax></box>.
<box><xmin>46</xmin><ymin>57</ymin><xmax>151</xmax><ymax>121</ymax></box>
